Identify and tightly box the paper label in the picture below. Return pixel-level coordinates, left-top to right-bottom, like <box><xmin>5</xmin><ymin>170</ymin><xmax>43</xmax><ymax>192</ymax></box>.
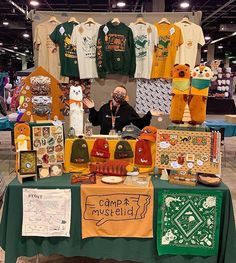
<box><xmin>170</xmin><ymin>27</ymin><xmax>175</xmax><ymax>35</ymax></box>
<box><xmin>103</xmin><ymin>25</ymin><xmax>109</xmax><ymax>35</ymax></box>
<box><xmin>59</xmin><ymin>26</ymin><xmax>65</xmax><ymax>35</ymax></box>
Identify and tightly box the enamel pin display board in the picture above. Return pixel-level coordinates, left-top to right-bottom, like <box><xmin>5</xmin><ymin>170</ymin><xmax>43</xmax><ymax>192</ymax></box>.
<box><xmin>19</xmin><ymin>66</ymin><xmax>65</xmax><ymax>122</ymax></box>
<box><xmin>156</xmin><ymin>129</ymin><xmax>221</xmax><ymax>174</ymax></box>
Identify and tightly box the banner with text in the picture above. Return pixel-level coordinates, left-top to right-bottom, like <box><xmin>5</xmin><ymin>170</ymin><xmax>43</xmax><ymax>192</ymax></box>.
<box><xmin>81</xmin><ymin>178</ymin><xmax>154</xmax><ymax>238</ymax></box>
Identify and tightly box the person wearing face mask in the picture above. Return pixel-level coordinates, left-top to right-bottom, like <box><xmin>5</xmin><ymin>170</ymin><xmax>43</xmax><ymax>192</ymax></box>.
<box><xmin>83</xmin><ymin>85</ymin><xmax>161</xmax><ymax>135</ymax></box>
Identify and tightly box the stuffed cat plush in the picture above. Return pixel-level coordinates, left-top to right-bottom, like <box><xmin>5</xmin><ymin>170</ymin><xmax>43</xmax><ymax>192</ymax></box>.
<box><xmin>69</xmin><ymin>85</ymin><xmax>84</xmax><ymax>136</ymax></box>
<box><xmin>189</xmin><ymin>65</ymin><xmax>213</xmax><ymax>125</ymax></box>
<box><xmin>170</xmin><ymin>64</ymin><xmax>191</xmax><ymax>124</ymax></box>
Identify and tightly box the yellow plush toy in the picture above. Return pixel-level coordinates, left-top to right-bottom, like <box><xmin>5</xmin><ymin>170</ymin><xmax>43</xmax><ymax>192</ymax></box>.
<box><xmin>170</xmin><ymin>64</ymin><xmax>191</xmax><ymax>124</ymax></box>
<box><xmin>189</xmin><ymin>65</ymin><xmax>213</xmax><ymax>124</ymax></box>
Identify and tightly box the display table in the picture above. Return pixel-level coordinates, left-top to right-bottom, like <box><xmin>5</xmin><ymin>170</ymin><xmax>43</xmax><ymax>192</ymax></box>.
<box><xmin>0</xmin><ymin>175</ymin><xmax>235</xmax><ymax>263</ymax></box>
<box><xmin>205</xmin><ymin>120</ymin><xmax>236</xmax><ymax>137</ymax></box>
<box><xmin>206</xmin><ymin>97</ymin><xmax>236</xmax><ymax>114</ymax></box>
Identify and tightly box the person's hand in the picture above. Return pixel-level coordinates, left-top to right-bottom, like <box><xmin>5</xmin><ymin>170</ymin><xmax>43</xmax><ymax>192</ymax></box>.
<box><xmin>150</xmin><ymin>110</ymin><xmax>163</xmax><ymax>117</ymax></box>
<box><xmin>83</xmin><ymin>98</ymin><xmax>95</xmax><ymax>109</ymax></box>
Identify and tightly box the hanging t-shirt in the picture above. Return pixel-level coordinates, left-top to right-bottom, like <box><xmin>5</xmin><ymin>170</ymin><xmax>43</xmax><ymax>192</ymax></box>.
<box><xmin>175</xmin><ymin>22</ymin><xmax>205</xmax><ymax>69</ymax></box>
<box><xmin>129</xmin><ymin>23</ymin><xmax>158</xmax><ymax>79</ymax></box>
<box><xmin>151</xmin><ymin>23</ymin><xmax>183</xmax><ymax>79</ymax></box>
<box><xmin>50</xmin><ymin>21</ymin><xmax>79</xmax><ymax>77</ymax></box>
<box><xmin>71</xmin><ymin>22</ymin><xmax>101</xmax><ymax>79</ymax></box>
<box><xmin>34</xmin><ymin>20</ymin><xmax>61</xmax><ymax>80</ymax></box>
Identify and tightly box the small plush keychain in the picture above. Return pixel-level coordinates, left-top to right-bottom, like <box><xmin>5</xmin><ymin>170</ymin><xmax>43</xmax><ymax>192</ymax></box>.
<box><xmin>170</xmin><ymin>64</ymin><xmax>191</xmax><ymax>124</ymax></box>
<box><xmin>189</xmin><ymin>65</ymin><xmax>213</xmax><ymax>125</ymax></box>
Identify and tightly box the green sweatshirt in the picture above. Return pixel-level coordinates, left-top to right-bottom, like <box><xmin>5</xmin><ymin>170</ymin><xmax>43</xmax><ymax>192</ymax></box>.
<box><xmin>96</xmin><ymin>21</ymin><xmax>136</xmax><ymax>78</ymax></box>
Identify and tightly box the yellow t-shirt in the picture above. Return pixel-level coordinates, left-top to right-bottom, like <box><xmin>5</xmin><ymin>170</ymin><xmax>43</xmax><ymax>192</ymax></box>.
<box><xmin>151</xmin><ymin>23</ymin><xmax>183</xmax><ymax>79</ymax></box>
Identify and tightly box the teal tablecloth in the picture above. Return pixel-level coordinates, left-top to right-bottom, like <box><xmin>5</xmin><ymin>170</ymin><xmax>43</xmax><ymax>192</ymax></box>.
<box><xmin>0</xmin><ymin>175</ymin><xmax>235</xmax><ymax>263</ymax></box>
<box><xmin>0</xmin><ymin>118</ymin><xmax>14</xmax><ymax>131</ymax></box>
<box><xmin>205</xmin><ymin>120</ymin><xmax>236</xmax><ymax>137</ymax></box>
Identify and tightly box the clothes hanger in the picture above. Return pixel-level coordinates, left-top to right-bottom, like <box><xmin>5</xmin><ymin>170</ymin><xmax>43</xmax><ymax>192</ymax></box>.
<box><xmin>158</xmin><ymin>17</ymin><xmax>170</xmax><ymax>24</ymax></box>
<box><xmin>134</xmin><ymin>13</ymin><xmax>146</xmax><ymax>25</ymax></box>
<box><xmin>48</xmin><ymin>16</ymin><xmax>60</xmax><ymax>23</ymax></box>
<box><xmin>111</xmin><ymin>17</ymin><xmax>120</xmax><ymax>25</ymax></box>
<box><xmin>68</xmin><ymin>17</ymin><xmax>78</xmax><ymax>23</ymax></box>
<box><xmin>84</xmin><ymin>17</ymin><xmax>96</xmax><ymax>25</ymax></box>
<box><xmin>180</xmin><ymin>15</ymin><xmax>191</xmax><ymax>24</ymax></box>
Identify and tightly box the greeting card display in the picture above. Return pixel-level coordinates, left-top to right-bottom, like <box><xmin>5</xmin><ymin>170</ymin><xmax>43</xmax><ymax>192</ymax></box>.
<box><xmin>32</xmin><ymin>125</ymin><xmax>64</xmax><ymax>165</ymax></box>
<box><xmin>156</xmin><ymin>129</ymin><xmax>221</xmax><ymax>174</ymax></box>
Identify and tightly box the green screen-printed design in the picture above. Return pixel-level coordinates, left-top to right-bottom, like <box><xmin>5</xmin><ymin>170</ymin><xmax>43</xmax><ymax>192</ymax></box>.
<box><xmin>134</xmin><ymin>34</ymin><xmax>148</xmax><ymax>58</ymax></box>
<box><xmin>157</xmin><ymin>190</ymin><xmax>223</xmax><ymax>256</ymax></box>
<box><xmin>157</xmin><ymin>35</ymin><xmax>170</xmax><ymax>59</ymax></box>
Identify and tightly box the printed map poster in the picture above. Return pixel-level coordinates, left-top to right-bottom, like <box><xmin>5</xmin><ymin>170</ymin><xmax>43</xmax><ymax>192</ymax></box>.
<box><xmin>81</xmin><ymin>177</ymin><xmax>154</xmax><ymax>239</ymax></box>
<box><xmin>22</xmin><ymin>188</ymin><xmax>71</xmax><ymax>237</ymax></box>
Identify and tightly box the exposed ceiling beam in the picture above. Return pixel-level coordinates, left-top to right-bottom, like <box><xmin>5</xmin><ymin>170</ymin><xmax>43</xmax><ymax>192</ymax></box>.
<box><xmin>133</xmin><ymin>0</ymin><xmax>139</xmax><ymax>12</ymax></box>
<box><xmin>6</xmin><ymin>0</ymin><xmax>27</xmax><ymax>14</ymax></box>
<box><xmin>202</xmin><ymin>0</ymin><xmax>236</xmax><ymax>24</ymax></box>
<box><xmin>211</xmin><ymin>32</ymin><xmax>236</xmax><ymax>44</ymax></box>
<box><xmin>87</xmin><ymin>0</ymin><xmax>92</xmax><ymax>11</ymax></box>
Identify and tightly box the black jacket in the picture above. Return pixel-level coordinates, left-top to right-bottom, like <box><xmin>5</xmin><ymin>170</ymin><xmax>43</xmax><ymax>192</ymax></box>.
<box><xmin>89</xmin><ymin>100</ymin><xmax>152</xmax><ymax>134</ymax></box>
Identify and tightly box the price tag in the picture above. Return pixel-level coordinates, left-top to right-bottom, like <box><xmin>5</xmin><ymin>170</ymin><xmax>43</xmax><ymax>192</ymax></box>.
<box><xmin>59</xmin><ymin>26</ymin><xmax>65</xmax><ymax>35</ymax></box>
<box><xmin>103</xmin><ymin>25</ymin><xmax>109</xmax><ymax>35</ymax></box>
<box><xmin>169</xmin><ymin>27</ymin><xmax>175</xmax><ymax>35</ymax></box>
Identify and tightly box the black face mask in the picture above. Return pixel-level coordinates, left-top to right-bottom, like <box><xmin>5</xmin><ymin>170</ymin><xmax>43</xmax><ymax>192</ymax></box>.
<box><xmin>112</xmin><ymin>92</ymin><xmax>125</xmax><ymax>103</ymax></box>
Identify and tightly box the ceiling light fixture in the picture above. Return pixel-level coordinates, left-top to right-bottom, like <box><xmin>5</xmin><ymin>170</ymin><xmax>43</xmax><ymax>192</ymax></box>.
<box><xmin>23</xmin><ymin>32</ymin><xmax>30</xmax><ymax>38</ymax></box>
<box><xmin>203</xmin><ymin>49</ymin><xmax>208</xmax><ymax>53</ymax></box>
<box><xmin>0</xmin><ymin>43</ymin><xmax>3</xmax><ymax>46</ymax></box>
<box><xmin>205</xmin><ymin>36</ymin><xmax>211</xmax><ymax>41</ymax></box>
<box><xmin>2</xmin><ymin>20</ymin><xmax>9</xmax><ymax>26</ymax></box>
<box><xmin>218</xmin><ymin>45</ymin><xmax>223</xmax><ymax>49</ymax></box>
<box><xmin>13</xmin><ymin>46</ymin><xmax>18</xmax><ymax>50</ymax></box>
<box><xmin>25</xmin><ymin>49</ymin><xmax>29</xmax><ymax>53</ymax></box>
<box><xmin>30</xmin><ymin>1</ymin><xmax>39</xmax><ymax>7</ymax></box>
<box><xmin>117</xmin><ymin>1</ymin><xmax>126</xmax><ymax>7</ymax></box>
<box><xmin>180</xmin><ymin>1</ymin><xmax>190</xmax><ymax>9</ymax></box>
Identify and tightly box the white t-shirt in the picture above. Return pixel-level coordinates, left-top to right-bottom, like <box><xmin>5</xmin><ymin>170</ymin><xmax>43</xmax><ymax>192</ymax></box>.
<box><xmin>175</xmin><ymin>22</ymin><xmax>205</xmax><ymax>69</ymax></box>
<box><xmin>71</xmin><ymin>22</ymin><xmax>101</xmax><ymax>79</ymax></box>
<box><xmin>129</xmin><ymin>23</ymin><xmax>158</xmax><ymax>79</ymax></box>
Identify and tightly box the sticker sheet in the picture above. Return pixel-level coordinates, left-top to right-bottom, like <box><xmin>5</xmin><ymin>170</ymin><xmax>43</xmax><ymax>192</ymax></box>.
<box><xmin>32</xmin><ymin>125</ymin><xmax>64</xmax><ymax>165</ymax></box>
<box><xmin>156</xmin><ymin>129</ymin><xmax>221</xmax><ymax>174</ymax></box>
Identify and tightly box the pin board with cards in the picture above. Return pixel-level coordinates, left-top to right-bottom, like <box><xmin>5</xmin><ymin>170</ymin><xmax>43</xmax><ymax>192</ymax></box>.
<box><xmin>156</xmin><ymin>129</ymin><xmax>221</xmax><ymax>174</ymax></box>
<box><xmin>32</xmin><ymin>125</ymin><xmax>64</xmax><ymax>165</ymax></box>
<box><xmin>19</xmin><ymin>67</ymin><xmax>65</xmax><ymax>122</ymax></box>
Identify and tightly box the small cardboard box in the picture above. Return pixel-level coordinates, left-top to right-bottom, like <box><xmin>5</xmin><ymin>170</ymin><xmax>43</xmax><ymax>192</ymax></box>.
<box><xmin>225</xmin><ymin>115</ymin><xmax>236</xmax><ymax>123</ymax></box>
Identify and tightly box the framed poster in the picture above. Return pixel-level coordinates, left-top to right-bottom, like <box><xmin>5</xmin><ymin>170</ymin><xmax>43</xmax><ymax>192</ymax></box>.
<box><xmin>32</xmin><ymin>125</ymin><xmax>64</xmax><ymax>165</ymax></box>
<box><xmin>19</xmin><ymin>151</ymin><xmax>37</xmax><ymax>175</ymax></box>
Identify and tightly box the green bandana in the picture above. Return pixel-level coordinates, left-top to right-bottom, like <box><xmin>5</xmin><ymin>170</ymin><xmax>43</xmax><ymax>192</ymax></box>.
<box><xmin>157</xmin><ymin>189</ymin><xmax>222</xmax><ymax>256</ymax></box>
<box><xmin>192</xmin><ymin>79</ymin><xmax>210</xmax><ymax>90</ymax></box>
<box><xmin>172</xmin><ymin>79</ymin><xmax>190</xmax><ymax>92</ymax></box>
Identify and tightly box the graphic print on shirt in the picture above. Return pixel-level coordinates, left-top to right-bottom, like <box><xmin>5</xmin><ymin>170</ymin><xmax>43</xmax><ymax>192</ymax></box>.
<box><xmin>64</xmin><ymin>34</ymin><xmax>77</xmax><ymax>59</ymax></box>
<box><xmin>186</xmin><ymin>39</ymin><xmax>193</xmax><ymax>48</ymax></box>
<box><xmin>97</xmin><ymin>38</ymin><xmax>103</xmax><ymax>68</ymax></box>
<box><xmin>82</xmin><ymin>36</ymin><xmax>97</xmax><ymax>58</ymax></box>
<box><xmin>105</xmin><ymin>34</ymin><xmax>126</xmax><ymax>51</ymax></box>
<box><xmin>157</xmin><ymin>35</ymin><xmax>170</xmax><ymax>60</ymax></box>
<box><xmin>134</xmin><ymin>34</ymin><xmax>149</xmax><ymax>58</ymax></box>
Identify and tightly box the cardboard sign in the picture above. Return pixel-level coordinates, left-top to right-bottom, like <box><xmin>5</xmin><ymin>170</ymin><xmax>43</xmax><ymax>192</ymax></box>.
<box><xmin>81</xmin><ymin>177</ymin><xmax>153</xmax><ymax>238</ymax></box>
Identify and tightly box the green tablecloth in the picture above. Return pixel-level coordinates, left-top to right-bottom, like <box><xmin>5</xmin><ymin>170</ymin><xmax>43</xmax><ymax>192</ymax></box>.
<box><xmin>0</xmin><ymin>175</ymin><xmax>235</xmax><ymax>263</ymax></box>
<box><xmin>0</xmin><ymin>118</ymin><xmax>14</xmax><ymax>131</ymax></box>
<box><xmin>205</xmin><ymin>120</ymin><xmax>236</xmax><ymax>137</ymax></box>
